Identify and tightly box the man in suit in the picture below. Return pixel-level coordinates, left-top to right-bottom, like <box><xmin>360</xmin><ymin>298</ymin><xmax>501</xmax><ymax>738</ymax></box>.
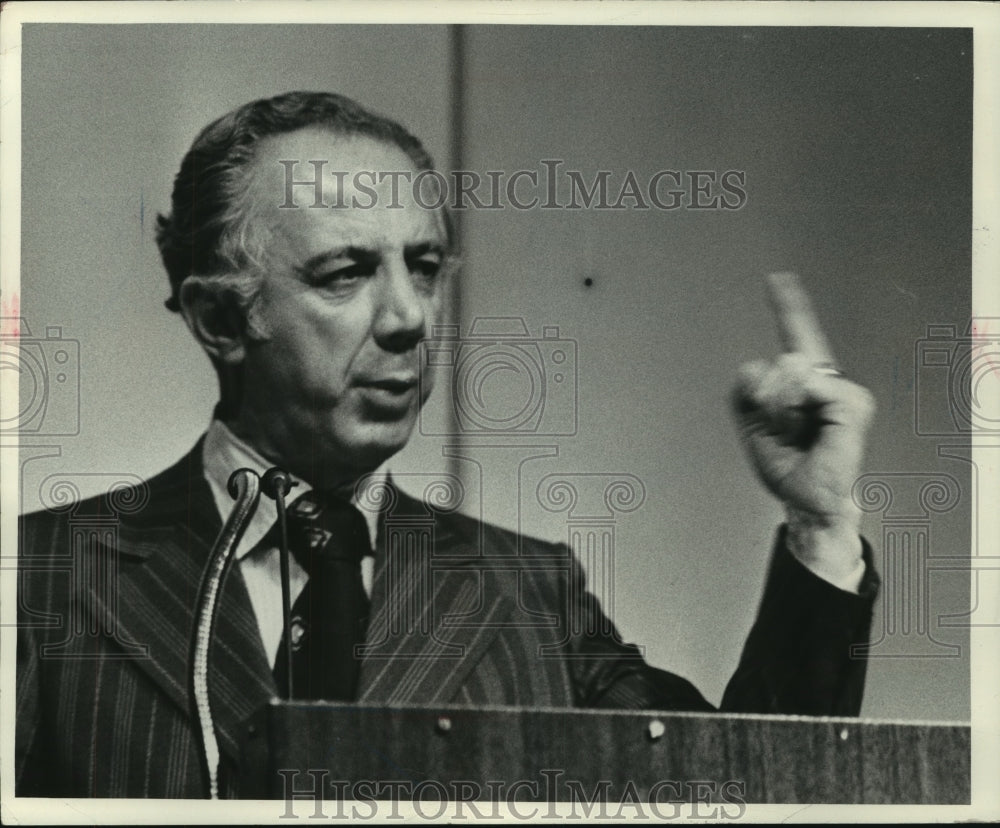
<box><xmin>16</xmin><ymin>91</ymin><xmax>879</xmax><ymax>798</ymax></box>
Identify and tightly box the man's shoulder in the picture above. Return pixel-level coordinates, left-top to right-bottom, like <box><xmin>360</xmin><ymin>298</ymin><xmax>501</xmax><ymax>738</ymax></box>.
<box><xmin>390</xmin><ymin>485</ymin><xmax>569</xmax><ymax>561</ymax></box>
<box><xmin>461</xmin><ymin>509</ymin><xmax>568</xmax><ymax>558</ymax></box>
<box><xmin>19</xmin><ymin>441</ymin><xmax>208</xmax><ymax>548</ymax></box>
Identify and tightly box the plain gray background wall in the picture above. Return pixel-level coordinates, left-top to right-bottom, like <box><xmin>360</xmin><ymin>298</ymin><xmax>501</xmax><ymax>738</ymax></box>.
<box><xmin>454</xmin><ymin>26</ymin><xmax>973</xmax><ymax>721</ymax></box>
<box><xmin>16</xmin><ymin>24</ymin><xmax>972</xmax><ymax>721</ymax></box>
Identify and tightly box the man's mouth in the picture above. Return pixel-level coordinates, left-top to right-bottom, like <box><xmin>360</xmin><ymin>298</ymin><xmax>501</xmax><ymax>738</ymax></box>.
<box><xmin>358</xmin><ymin>375</ymin><xmax>419</xmax><ymax>394</ymax></box>
<box><xmin>355</xmin><ymin>376</ymin><xmax>421</xmax><ymax>414</ymax></box>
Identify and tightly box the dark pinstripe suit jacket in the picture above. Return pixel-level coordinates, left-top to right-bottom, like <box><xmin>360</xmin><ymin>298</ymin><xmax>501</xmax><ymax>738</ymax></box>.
<box><xmin>17</xmin><ymin>443</ymin><xmax>878</xmax><ymax>798</ymax></box>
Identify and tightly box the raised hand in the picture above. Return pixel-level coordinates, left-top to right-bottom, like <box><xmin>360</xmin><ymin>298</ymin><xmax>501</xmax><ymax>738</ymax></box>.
<box><xmin>732</xmin><ymin>272</ymin><xmax>875</xmax><ymax>585</ymax></box>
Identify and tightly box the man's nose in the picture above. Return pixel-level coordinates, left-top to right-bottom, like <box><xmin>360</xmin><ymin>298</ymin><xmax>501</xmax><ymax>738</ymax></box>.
<box><xmin>372</xmin><ymin>261</ymin><xmax>428</xmax><ymax>352</ymax></box>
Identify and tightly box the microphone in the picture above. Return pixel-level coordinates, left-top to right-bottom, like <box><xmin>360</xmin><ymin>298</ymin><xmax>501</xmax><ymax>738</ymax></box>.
<box><xmin>191</xmin><ymin>467</ymin><xmax>262</xmax><ymax>799</ymax></box>
<box><xmin>261</xmin><ymin>468</ymin><xmax>298</xmax><ymax>700</ymax></box>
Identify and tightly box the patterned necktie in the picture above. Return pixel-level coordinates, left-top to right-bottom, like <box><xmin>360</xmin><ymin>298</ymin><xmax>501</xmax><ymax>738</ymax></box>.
<box><xmin>272</xmin><ymin>491</ymin><xmax>371</xmax><ymax>701</ymax></box>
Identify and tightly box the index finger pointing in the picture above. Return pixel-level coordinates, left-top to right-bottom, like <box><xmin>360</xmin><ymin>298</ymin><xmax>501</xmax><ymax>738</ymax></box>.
<box><xmin>766</xmin><ymin>271</ymin><xmax>836</xmax><ymax>363</ymax></box>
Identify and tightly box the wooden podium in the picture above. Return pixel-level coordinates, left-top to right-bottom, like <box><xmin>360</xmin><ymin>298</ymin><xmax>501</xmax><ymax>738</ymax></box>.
<box><xmin>247</xmin><ymin>701</ymin><xmax>970</xmax><ymax>804</ymax></box>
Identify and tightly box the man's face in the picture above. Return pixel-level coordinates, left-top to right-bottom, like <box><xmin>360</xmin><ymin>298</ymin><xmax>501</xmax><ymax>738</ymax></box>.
<box><xmin>232</xmin><ymin>129</ymin><xmax>448</xmax><ymax>488</ymax></box>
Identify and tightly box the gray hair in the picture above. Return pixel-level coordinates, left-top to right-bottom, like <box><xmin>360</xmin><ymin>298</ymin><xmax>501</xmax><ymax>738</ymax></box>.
<box><xmin>156</xmin><ymin>91</ymin><xmax>450</xmax><ymax>320</ymax></box>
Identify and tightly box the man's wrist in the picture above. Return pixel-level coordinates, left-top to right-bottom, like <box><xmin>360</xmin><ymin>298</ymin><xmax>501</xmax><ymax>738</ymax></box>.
<box><xmin>784</xmin><ymin>510</ymin><xmax>865</xmax><ymax>593</ymax></box>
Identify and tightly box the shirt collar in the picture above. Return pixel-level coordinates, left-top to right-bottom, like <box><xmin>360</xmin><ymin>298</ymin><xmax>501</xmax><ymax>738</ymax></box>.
<box><xmin>202</xmin><ymin>419</ymin><xmax>384</xmax><ymax>559</ymax></box>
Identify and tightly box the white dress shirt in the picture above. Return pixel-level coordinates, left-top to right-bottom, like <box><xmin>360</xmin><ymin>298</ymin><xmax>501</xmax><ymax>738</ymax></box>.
<box><xmin>202</xmin><ymin>420</ymin><xmax>381</xmax><ymax>668</ymax></box>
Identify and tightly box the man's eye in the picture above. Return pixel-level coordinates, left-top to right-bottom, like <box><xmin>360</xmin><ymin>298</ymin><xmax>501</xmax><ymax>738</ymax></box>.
<box><xmin>315</xmin><ymin>264</ymin><xmax>374</xmax><ymax>285</ymax></box>
<box><xmin>410</xmin><ymin>259</ymin><xmax>441</xmax><ymax>280</ymax></box>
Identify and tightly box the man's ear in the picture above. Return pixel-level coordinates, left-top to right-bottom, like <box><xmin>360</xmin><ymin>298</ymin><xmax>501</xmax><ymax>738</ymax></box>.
<box><xmin>178</xmin><ymin>276</ymin><xmax>249</xmax><ymax>366</ymax></box>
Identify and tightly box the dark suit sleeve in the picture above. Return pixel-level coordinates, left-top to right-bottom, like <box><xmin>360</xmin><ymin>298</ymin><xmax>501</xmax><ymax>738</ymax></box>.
<box><xmin>567</xmin><ymin>526</ymin><xmax>879</xmax><ymax>716</ymax></box>
<box><xmin>719</xmin><ymin>526</ymin><xmax>879</xmax><ymax>716</ymax></box>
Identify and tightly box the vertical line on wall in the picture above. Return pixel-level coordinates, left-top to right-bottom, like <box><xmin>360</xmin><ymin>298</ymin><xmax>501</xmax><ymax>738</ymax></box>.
<box><xmin>446</xmin><ymin>23</ymin><xmax>466</xmax><ymax>485</ymax></box>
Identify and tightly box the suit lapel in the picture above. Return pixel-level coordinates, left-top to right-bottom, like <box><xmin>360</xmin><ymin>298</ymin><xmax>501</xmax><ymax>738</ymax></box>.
<box><xmin>356</xmin><ymin>483</ymin><xmax>513</xmax><ymax>705</ymax></box>
<box><xmin>102</xmin><ymin>444</ymin><xmax>276</xmax><ymax>763</ymax></box>
<box><xmin>103</xmin><ymin>459</ymin><xmax>517</xmax><ymax>743</ymax></box>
